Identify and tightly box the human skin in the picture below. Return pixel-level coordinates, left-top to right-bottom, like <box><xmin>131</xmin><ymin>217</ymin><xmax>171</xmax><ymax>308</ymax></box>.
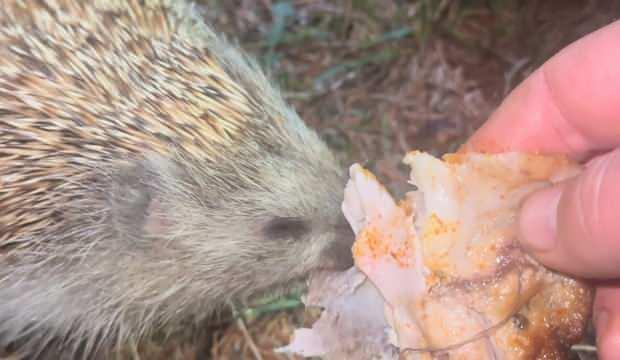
<box><xmin>461</xmin><ymin>20</ymin><xmax>620</xmax><ymax>359</ymax></box>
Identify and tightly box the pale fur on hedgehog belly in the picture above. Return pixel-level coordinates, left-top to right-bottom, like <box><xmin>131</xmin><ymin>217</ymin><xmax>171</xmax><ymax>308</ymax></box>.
<box><xmin>279</xmin><ymin>151</ymin><xmax>593</xmax><ymax>360</ymax></box>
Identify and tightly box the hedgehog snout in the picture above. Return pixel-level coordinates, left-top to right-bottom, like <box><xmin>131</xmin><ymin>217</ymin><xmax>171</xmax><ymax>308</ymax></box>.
<box><xmin>321</xmin><ymin>219</ymin><xmax>355</xmax><ymax>271</ymax></box>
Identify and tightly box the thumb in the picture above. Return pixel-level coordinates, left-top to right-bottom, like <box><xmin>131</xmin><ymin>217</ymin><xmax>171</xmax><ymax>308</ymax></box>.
<box><xmin>519</xmin><ymin>148</ymin><xmax>620</xmax><ymax>279</ymax></box>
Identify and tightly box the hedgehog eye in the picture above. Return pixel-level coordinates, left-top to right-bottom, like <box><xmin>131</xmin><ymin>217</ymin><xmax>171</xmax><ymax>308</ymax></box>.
<box><xmin>263</xmin><ymin>217</ymin><xmax>309</xmax><ymax>241</ymax></box>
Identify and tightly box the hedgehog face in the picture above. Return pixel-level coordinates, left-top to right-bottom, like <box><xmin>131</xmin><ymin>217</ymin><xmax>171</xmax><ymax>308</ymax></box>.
<box><xmin>200</xmin><ymin>148</ymin><xmax>355</xmax><ymax>296</ymax></box>
<box><xmin>112</xmin><ymin>146</ymin><xmax>354</xmax><ymax>303</ymax></box>
<box><xmin>247</xmin><ymin>148</ymin><xmax>356</xmax><ymax>275</ymax></box>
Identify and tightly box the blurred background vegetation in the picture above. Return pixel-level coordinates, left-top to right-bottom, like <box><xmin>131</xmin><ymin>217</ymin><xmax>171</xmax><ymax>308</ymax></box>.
<box><xmin>133</xmin><ymin>0</ymin><xmax>619</xmax><ymax>358</ymax></box>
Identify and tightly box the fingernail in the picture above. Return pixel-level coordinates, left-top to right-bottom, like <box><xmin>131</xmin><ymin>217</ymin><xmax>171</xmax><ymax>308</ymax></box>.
<box><xmin>519</xmin><ymin>186</ymin><xmax>563</xmax><ymax>252</ymax></box>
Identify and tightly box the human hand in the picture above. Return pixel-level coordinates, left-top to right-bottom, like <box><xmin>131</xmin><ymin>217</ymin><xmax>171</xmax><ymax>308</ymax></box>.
<box><xmin>461</xmin><ymin>20</ymin><xmax>620</xmax><ymax>359</ymax></box>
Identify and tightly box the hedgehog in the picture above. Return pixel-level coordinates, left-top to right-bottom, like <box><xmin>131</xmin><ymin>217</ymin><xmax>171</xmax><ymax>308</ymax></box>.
<box><xmin>0</xmin><ymin>0</ymin><xmax>354</xmax><ymax>358</ymax></box>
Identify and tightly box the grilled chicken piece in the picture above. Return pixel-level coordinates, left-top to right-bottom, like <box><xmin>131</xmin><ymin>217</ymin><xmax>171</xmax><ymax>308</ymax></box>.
<box><xmin>281</xmin><ymin>152</ymin><xmax>592</xmax><ymax>360</ymax></box>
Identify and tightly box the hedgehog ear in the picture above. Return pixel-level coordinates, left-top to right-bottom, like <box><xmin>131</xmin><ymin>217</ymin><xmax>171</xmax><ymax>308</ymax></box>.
<box><xmin>105</xmin><ymin>154</ymin><xmax>183</xmax><ymax>242</ymax></box>
<box><xmin>140</xmin><ymin>153</ymin><xmax>188</xmax><ymax>238</ymax></box>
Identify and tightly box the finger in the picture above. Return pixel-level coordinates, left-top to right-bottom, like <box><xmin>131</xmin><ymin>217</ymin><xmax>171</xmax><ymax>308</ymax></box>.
<box><xmin>462</xmin><ymin>20</ymin><xmax>620</xmax><ymax>161</ymax></box>
<box><xmin>594</xmin><ymin>285</ymin><xmax>620</xmax><ymax>360</ymax></box>
<box><xmin>518</xmin><ymin>148</ymin><xmax>620</xmax><ymax>278</ymax></box>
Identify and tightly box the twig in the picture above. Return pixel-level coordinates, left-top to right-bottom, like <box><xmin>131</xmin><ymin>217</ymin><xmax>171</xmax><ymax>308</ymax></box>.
<box><xmin>571</xmin><ymin>344</ymin><xmax>598</xmax><ymax>352</ymax></box>
<box><xmin>229</xmin><ymin>301</ymin><xmax>264</xmax><ymax>360</ymax></box>
<box><xmin>236</xmin><ymin>317</ymin><xmax>264</xmax><ymax>360</ymax></box>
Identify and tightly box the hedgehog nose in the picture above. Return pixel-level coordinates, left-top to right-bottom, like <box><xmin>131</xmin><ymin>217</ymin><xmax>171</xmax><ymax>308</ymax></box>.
<box><xmin>325</xmin><ymin>220</ymin><xmax>355</xmax><ymax>271</ymax></box>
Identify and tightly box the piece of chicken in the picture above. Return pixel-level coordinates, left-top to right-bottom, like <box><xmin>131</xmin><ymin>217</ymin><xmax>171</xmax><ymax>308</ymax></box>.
<box><xmin>281</xmin><ymin>151</ymin><xmax>592</xmax><ymax>360</ymax></box>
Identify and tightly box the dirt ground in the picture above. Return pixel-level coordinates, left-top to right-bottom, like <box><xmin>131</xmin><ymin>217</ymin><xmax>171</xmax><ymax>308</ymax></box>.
<box><xmin>138</xmin><ymin>1</ymin><xmax>618</xmax><ymax>359</ymax></box>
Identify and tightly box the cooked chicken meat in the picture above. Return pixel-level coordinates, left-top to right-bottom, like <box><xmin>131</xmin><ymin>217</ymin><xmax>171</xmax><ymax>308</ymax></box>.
<box><xmin>281</xmin><ymin>152</ymin><xmax>592</xmax><ymax>360</ymax></box>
